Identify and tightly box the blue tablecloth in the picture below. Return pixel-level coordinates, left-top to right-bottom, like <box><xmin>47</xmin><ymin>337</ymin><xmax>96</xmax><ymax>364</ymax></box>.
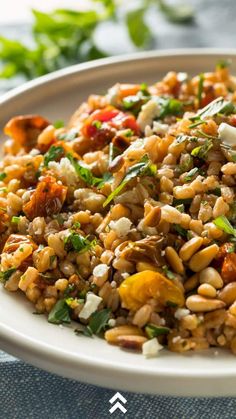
<box><xmin>1</xmin><ymin>350</ymin><xmax>236</xmax><ymax>419</ymax></box>
<box><xmin>1</xmin><ymin>0</ymin><xmax>236</xmax><ymax>417</ymax></box>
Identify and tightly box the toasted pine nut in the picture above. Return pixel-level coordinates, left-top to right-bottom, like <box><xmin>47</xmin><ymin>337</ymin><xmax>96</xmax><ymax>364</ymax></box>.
<box><xmin>117</xmin><ymin>335</ymin><xmax>147</xmax><ymax>350</ymax></box>
<box><xmin>179</xmin><ymin>237</ymin><xmax>203</xmax><ymax>262</ymax></box>
<box><xmin>184</xmin><ymin>273</ymin><xmax>199</xmax><ymax>292</ymax></box>
<box><xmin>165</xmin><ymin>246</ymin><xmax>185</xmax><ymax>274</ymax></box>
<box><xmin>218</xmin><ymin>282</ymin><xmax>236</xmax><ymax>306</ymax></box>
<box><xmin>212</xmin><ymin>197</ymin><xmax>229</xmax><ymax>219</ymax></box>
<box><xmin>199</xmin><ymin>267</ymin><xmax>223</xmax><ymax>289</ymax></box>
<box><xmin>136</xmin><ymin>262</ymin><xmax>158</xmax><ymax>272</ymax></box>
<box><xmin>186</xmin><ymin>295</ymin><xmax>225</xmax><ymax>312</ymax></box>
<box><xmin>221</xmin><ymin>162</ymin><xmax>236</xmax><ymax>175</ymax></box>
<box><xmin>143</xmin><ymin>206</ymin><xmax>161</xmax><ymax>227</ymax></box>
<box><xmin>197</xmin><ymin>283</ymin><xmax>216</xmax><ymax>298</ymax></box>
<box><xmin>105</xmin><ymin>325</ymin><xmax>143</xmax><ymax>344</ymax></box>
<box><xmin>132</xmin><ymin>304</ymin><xmax>152</xmax><ymax>328</ymax></box>
<box><xmin>188</xmin><ymin>244</ymin><xmax>219</xmax><ymax>272</ymax></box>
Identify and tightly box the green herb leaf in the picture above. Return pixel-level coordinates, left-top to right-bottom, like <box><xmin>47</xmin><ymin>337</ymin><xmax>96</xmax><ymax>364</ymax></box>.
<box><xmin>0</xmin><ymin>268</ymin><xmax>16</xmax><ymax>284</ymax></box>
<box><xmin>176</xmin><ymin>134</ymin><xmax>198</xmax><ymax>144</ymax></box>
<box><xmin>0</xmin><ymin>173</ymin><xmax>7</xmax><ymax>181</ymax></box>
<box><xmin>191</xmin><ymin>97</ymin><xmax>235</xmax><ymax>121</ymax></box>
<box><xmin>64</xmin><ymin>232</ymin><xmax>96</xmax><ymax>253</ymax></box>
<box><xmin>197</xmin><ymin>73</ymin><xmax>204</xmax><ymax>105</ymax></box>
<box><xmin>174</xmin><ymin>224</ymin><xmax>188</xmax><ymax>238</ymax></box>
<box><xmin>48</xmin><ymin>299</ymin><xmax>71</xmax><ymax>324</ymax></box>
<box><xmin>126</xmin><ymin>8</ymin><xmax>151</xmax><ymax>48</ymax></box>
<box><xmin>53</xmin><ymin>120</ymin><xmax>64</xmax><ymax>128</ymax></box>
<box><xmin>145</xmin><ymin>323</ymin><xmax>170</xmax><ymax>339</ymax></box>
<box><xmin>44</xmin><ymin>145</ymin><xmax>64</xmax><ymax>167</ymax></box>
<box><xmin>11</xmin><ymin>216</ymin><xmax>20</xmax><ymax>224</ymax></box>
<box><xmin>175</xmin><ymin>204</ymin><xmax>185</xmax><ymax>213</ymax></box>
<box><xmin>162</xmin><ymin>265</ymin><xmax>175</xmax><ymax>280</ymax></box>
<box><xmin>189</xmin><ymin>120</ymin><xmax>206</xmax><ymax>129</ymax></box>
<box><xmin>67</xmin><ymin>154</ymin><xmax>103</xmax><ymax>186</ymax></box>
<box><xmin>157</xmin><ymin>97</ymin><xmax>183</xmax><ymax>119</ymax></box>
<box><xmin>191</xmin><ymin>139</ymin><xmax>213</xmax><ymax>159</ymax></box>
<box><xmin>158</xmin><ymin>0</ymin><xmax>194</xmax><ymax>23</ymax></box>
<box><xmin>103</xmin><ymin>155</ymin><xmax>155</xmax><ymax>206</ymax></box>
<box><xmin>216</xmin><ymin>59</ymin><xmax>232</xmax><ymax>69</ymax></box>
<box><xmin>213</xmin><ymin>215</ymin><xmax>236</xmax><ymax>237</ymax></box>
<box><xmin>92</xmin><ymin>120</ymin><xmax>102</xmax><ymax>129</ymax></box>
<box><xmin>184</xmin><ymin>167</ymin><xmax>199</xmax><ymax>182</ymax></box>
<box><xmin>88</xmin><ymin>308</ymin><xmax>111</xmax><ymax>334</ymax></box>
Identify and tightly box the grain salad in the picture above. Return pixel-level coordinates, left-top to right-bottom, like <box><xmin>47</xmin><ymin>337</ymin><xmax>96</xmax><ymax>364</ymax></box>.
<box><xmin>2</xmin><ymin>62</ymin><xmax>236</xmax><ymax>357</ymax></box>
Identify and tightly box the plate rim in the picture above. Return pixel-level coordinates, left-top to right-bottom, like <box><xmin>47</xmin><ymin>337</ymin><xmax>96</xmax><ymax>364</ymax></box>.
<box><xmin>1</xmin><ymin>48</ymin><xmax>236</xmax><ymax>396</ymax></box>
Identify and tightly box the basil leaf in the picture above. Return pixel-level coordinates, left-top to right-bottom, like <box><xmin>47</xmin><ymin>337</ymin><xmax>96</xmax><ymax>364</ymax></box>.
<box><xmin>145</xmin><ymin>323</ymin><xmax>170</xmax><ymax>339</ymax></box>
<box><xmin>88</xmin><ymin>308</ymin><xmax>111</xmax><ymax>334</ymax></box>
<box><xmin>44</xmin><ymin>145</ymin><xmax>64</xmax><ymax>167</ymax></box>
<box><xmin>103</xmin><ymin>155</ymin><xmax>155</xmax><ymax>206</ymax></box>
<box><xmin>0</xmin><ymin>268</ymin><xmax>16</xmax><ymax>284</ymax></box>
<box><xmin>48</xmin><ymin>299</ymin><xmax>71</xmax><ymax>324</ymax></box>
<box><xmin>213</xmin><ymin>215</ymin><xmax>236</xmax><ymax>237</ymax></box>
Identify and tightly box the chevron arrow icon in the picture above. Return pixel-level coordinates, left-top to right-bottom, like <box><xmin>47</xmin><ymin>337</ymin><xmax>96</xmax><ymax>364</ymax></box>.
<box><xmin>109</xmin><ymin>392</ymin><xmax>127</xmax><ymax>414</ymax></box>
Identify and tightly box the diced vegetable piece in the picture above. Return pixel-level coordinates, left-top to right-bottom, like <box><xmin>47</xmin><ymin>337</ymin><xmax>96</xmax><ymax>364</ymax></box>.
<box><xmin>3</xmin><ymin>234</ymin><xmax>37</xmax><ymax>254</ymax></box>
<box><xmin>221</xmin><ymin>253</ymin><xmax>236</xmax><ymax>284</ymax></box>
<box><xmin>4</xmin><ymin>114</ymin><xmax>49</xmax><ymax>150</ymax></box>
<box><xmin>23</xmin><ymin>176</ymin><xmax>67</xmax><ymax>220</ymax></box>
<box><xmin>118</xmin><ymin>270</ymin><xmax>184</xmax><ymax>311</ymax></box>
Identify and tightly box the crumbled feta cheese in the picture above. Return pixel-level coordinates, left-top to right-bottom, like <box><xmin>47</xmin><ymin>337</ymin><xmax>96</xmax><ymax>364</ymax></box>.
<box><xmin>120</xmin><ymin>273</ymin><xmax>129</xmax><ymax>279</ymax></box>
<box><xmin>174</xmin><ymin>308</ymin><xmax>190</xmax><ymax>320</ymax></box>
<box><xmin>218</xmin><ymin>122</ymin><xmax>236</xmax><ymax>146</ymax></box>
<box><xmin>160</xmin><ymin>318</ymin><xmax>166</xmax><ymax>326</ymax></box>
<box><xmin>49</xmin><ymin>157</ymin><xmax>77</xmax><ymax>185</ymax></box>
<box><xmin>152</xmin><ymin>121</ymin><xmax>169</xmax><ymax>136</ymax></box>
<box><xmin>137</xmin><ymin>99</ymin><xmax>160</xmax><ymax>131</ymax></box>
<box><xmin>93</xmin><ymin>264</ymin><xmax>109</xmax><ymax>278</ymax></box>
<box><xmin>142</xmin><ymin>338</ymin><xmax>163</xmax><ymax>358</ymax></box>
<box><xmin>29</xmin><ymin>148</ymin><xmax>40</xmax><ymax>156</ymax></box>
<box><xmin>109</xmin><ymin>217</ymin><xmax>132</xmax><ymax>238</ymax></box>
<box><xmin>172</xmin><ymin>336</ymin><xmax>181</xmax><ymax>344</ymax></box>
<box><xmin>79</xmin><ymin>293</ymin><xmax>102</xmax><ymax>320</ymax></box>
<box><xmin>108</xmin><ymin>319</ymin><xmax>116</xmax><ymax>327</ymax></box>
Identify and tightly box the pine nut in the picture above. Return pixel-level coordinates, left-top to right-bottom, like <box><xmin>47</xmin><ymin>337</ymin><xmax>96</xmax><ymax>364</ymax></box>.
<box><xmin>218</xmin><ymin>282</ymin><xmax>236</xmax><ymax>305</ymax></box>
<box><xmin>104</xmin><ymin>325</ymin><xmax>143</xmax><ymax>344</ymax></box>
<box><xmin>179</xmin><ymin>237</ymin><xmax>203</xmax><ymax>262</ymax></box>
<box><xmin>117</xmin><ymin>335</ymin><xmax>147</xmax><ymax>350</ymax></box>
<box><xmin>165</xmin><ymin>246</ymin><xmax>185</xmax><ymax>274</ymax></box>
<box><xmin>136</xmin><ymin>262</ymin><xmax>158</xmax><ymax>272</ymax></box>
<box><xmin>221</xmin><ymin>162</ymin><xmax>236</xmax><ymax>175</ymax></box>
<box><xmin>143</xmin><ymin>206</ymin><xmax>161</xmax><ymax>227</ymax></box>
<box><xmin>132</xmin><ymin>304</ymin><xmax>152</xmax><ymax>328</ymax></box>
<box><xmin>186</xmin><ymin>295</ymin><xmax>225</xmax><ymax>312</ymax></box>
<box><xmin>199</xmin><ymin>267</ymin><xmax>223</xmax><ymax>289</ymax></box>
<box><xmin>184</xmin><ymin>273</ymin><xmax>199</xmax><ymax>292</ymax></box>
<box><xmin>188</xmin><ymin>244</ymin><xmax>219</xmax><ymax>272</ymax></box>
<box><xmin>229</xmin><ymin>302</ymin><xmax>236</xmax><ymax>317</ymax></box>
<box><xmin>197</xmin><ymin>283</ymin><xmax>216</xmax><ymax>298</ymax></box>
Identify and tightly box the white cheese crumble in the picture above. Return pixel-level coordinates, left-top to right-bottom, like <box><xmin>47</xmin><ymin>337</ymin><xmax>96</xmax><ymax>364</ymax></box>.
<box><xmin>142</xmin><ymin>338</ymin><xmax>163</xmax><ymax>358</ymax></box>
<box><xmin>93</xmin><ymin>264</ymin><xmax>109</xmax><ymax>278</ymax></box>
<box><xmin>120</xmin><ymin>273</ymin><xmax>130</xmax><ymax>280</ymax></box>
<box><xmin>218</xmin><ymin>122</ymin><xmax>236</xmax><ymax>146</ymax></box>
<box><xmin>49</xmin><ymin>157</ymin><xmax>77</xmax><ymax>185</ymax></box>
<box><xmin>137</xmin><ymin>99</ymin><xmax>160</xmax><ymax>131</ymax></box>
<box><xmin>172</xmin><ymin>336</ymin><xmax>181</xmax><ymax>344</ymax></box>
<box><xmin>109</xmin><ymin>217</ymin><xmax>132</xmax><ymax>238</ymax></box>
<box><xmin>108</xmin><ymin>319</ymin><xmax>116</xmax><ymax>327</ymax></box>
<box><xmin>174</xmin><ymin>308</ymin><xmax>190</xmax><ymax>320</ymax></box>
<box><xmin>79</xmin><ymin>293</ymin><xmax>102</xmax><ymax>320</ymax></box>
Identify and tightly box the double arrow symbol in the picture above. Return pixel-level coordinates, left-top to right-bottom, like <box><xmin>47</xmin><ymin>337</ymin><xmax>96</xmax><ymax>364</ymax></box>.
<box><xmin>109</xmin><ymin>392</ymin><xmax>127</xmax><ymax>414</ymax></box>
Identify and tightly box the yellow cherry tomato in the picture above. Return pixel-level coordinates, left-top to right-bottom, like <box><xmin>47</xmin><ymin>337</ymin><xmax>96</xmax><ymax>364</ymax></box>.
<box><xmin>118</xmin><ymin>270</ymin><xmax>184</xmax><ymax>311</ymax></box>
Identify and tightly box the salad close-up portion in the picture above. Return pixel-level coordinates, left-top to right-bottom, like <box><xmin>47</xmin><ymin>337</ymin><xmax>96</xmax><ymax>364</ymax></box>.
<box><xmin>2</xmin><ymin>61</ymin><xmax>236</xmax><ymax>359</ymax></box>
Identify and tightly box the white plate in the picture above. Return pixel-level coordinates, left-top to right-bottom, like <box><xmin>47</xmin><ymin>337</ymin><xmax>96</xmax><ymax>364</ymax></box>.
<box><xmin>1</xmin><ymin>49</ymin><xmax>236</xmax><ymax>397</ymax></box>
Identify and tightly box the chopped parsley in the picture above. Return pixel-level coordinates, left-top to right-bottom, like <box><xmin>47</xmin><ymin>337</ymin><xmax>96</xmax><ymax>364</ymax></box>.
<box><xmin>11</xmin><ymin>216</ymin><xmax>20</xmax><ymax>224</ymax></box>
<box><xmin>92</xmin><ymin>120</ymin><xmax>102</xmax><ymax>129</ymax></box>
<box><xmin>57</xmin><ymin>129</ymin><xmax>78</xmax><ymax>142</ymax></box>
<box><xmin>67</xmin><ymin>154</ymin><xmax>104</xmax><ymax>187</ymax></box>
<box><xmin>176</xmin><ymin>134</ymin><xmax>198</xmax><ymax>144</ymax></box>
<box><xmin>145</xmin><ymin>324</ymin><xmax>170</xmax><ymax>339</ymax></box>
<box><xmin>103</xmin><ymin>155</ymin><xmax>156</xmax><ymax>206</ymax></box>
<box><xmin>191</xmin><ymin>139</ymin><xmax>213</xmax><ymax>159</ymax></box>
<box><xmin>53</xmin><ymin>120</ymin><xmax>64</xmax><ymax>128</ymax></box>
<box><xmin>184</xmin><ymin>167</ymin><xmax>199</xmax><ymax>182</ymax></box>
<box><xmin>189</xmin><ymin>120</ymin><xmax>206</xmax><ymax>129</ymax></box>
<box><xmin>157</xmin><ymin>97</ymin><xmax>183</xmax><ymax>119</ymax></box>
<box><xmin>216</xmin><ymin>59</ymin><xmax>232</xmax><ymax>69</ymax></box>
<box><xmin>44</xmin><ymin>145</ymin><xmax>64</xmax><ymax>167</ymax></box>
<box><xmin>174</xmin><ymin>224</ymin><xmax>188</xmax><ymax>238</ymax></box>
<box><xmin>162</xmin><ymin>265</ymin><xmax>175</xmax><ymax>280</ymax></box>
<box><xmin>175</xmin><ymin>204</ymin><xmax>185</xmax><ymax>213</ymax></box>
<box><xmin>0</xmin><ymin>173</ymin><xmax>7</xmax><ymax>181</ymax></box>
<box><xmin>64</xmin><ymin>232</ymin><xmax>96</xmax><ymax>253</ymax></box>
<box><xmin>0</xmin><ymin>268</ymin><xmax>16</xmax><ymax>284</ymax></box>
<box><xmin>190</xmin><ymin>97</ymin><xmax>235</xmax><ymax>121</ymax></box>
<box><xmin>48</xmin><ymin>299</ymin><xmax>71</xmax><ymax>325</ymax></box>
<box><xmin>213</xmin><ymin>215</ymin><xmax>236</xmax><ymax>237</ymax></box>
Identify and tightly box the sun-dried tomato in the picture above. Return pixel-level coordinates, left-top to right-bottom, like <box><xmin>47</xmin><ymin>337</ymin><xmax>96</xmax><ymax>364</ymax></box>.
<box><xmin>221</xmin><ymin>253</ymin><xmax>236</xmax><ymax>284</ymax></box>
<box><xmin>4</xmin><ymin>115</ymin><xmax>49</xmax><ymax>151</ymax></box>
<box><xmin>23</xmin><ymin>176</ymin><xmax>67</xmax><ymax>220</ymax></box>
<box><xmin>213</xmin><ymin>242</ymin><xmax>235</xmax><ymax>269</ymax></box>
